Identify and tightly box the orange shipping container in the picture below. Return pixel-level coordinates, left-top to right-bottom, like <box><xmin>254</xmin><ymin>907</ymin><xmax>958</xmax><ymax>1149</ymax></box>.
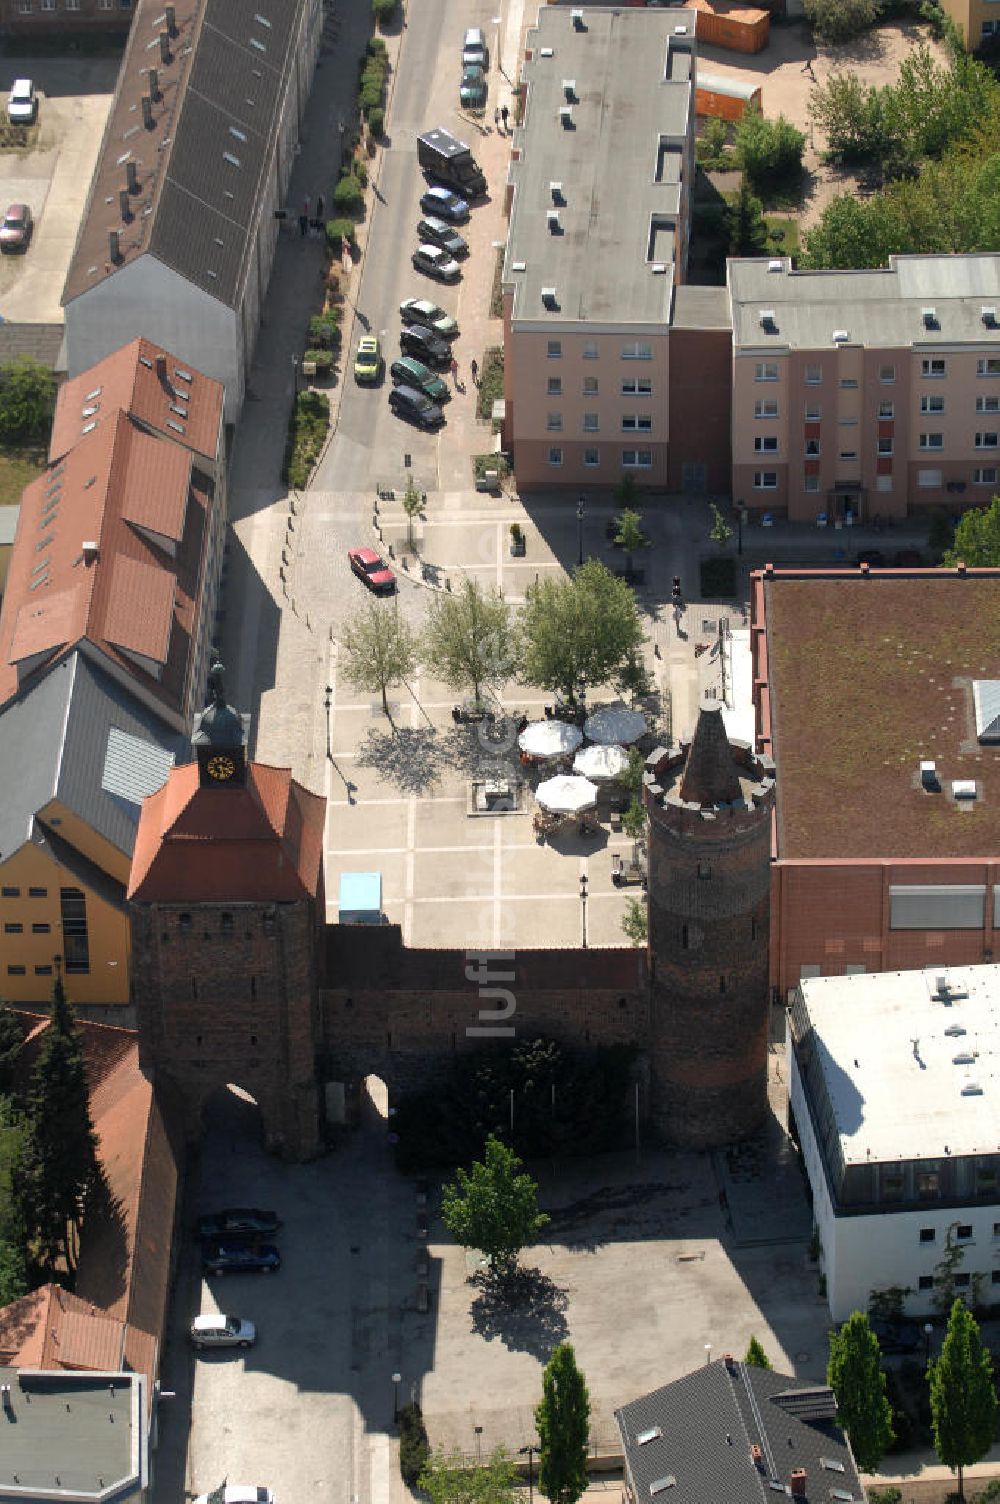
<box><xmin>695</xmin><ymin>72</ymin><xmax>763</xmax><ymax>121</ymax></box>
<box><xmin>689</xmin><ymin>0</ymin><xmax>770</xmax><ymax>53</ymax></box>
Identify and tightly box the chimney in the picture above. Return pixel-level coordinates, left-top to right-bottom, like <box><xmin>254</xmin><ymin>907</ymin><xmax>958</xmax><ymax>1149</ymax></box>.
<box><xmin>165</xmin><ymin>2</ymin><xmax>176</xmax><ymax>34</ymax></box>
<box><xmin>750</xmin><ymin>1445</ymin><xmax>763</xmax><ymax>1469</ymax></box>
<box><xmin>159</xmin><ymin>29</ymin><xmax>171</xmax><ymax>63</ymax></box>
<box><xmin>126</xmin><ymin>159</ymin><xmax>139</xmax><ymax>193</ymax></box>
<box><xmin>82</xmin><ymin>541</ymin><xmax>99</xmax><ymax>563</ymax></box>
<box><xmin>790</xmin><ymin>1470</ymin><xmax>807</xmax><ymax>1498</ymax></box>
<box><xmin>141</xmin><ymin>95</ymin><xmax>153</xmax><ymax>130</ymax></box>
<box><xmin>723</xmin><ymin>1353</ymin><xmax>735</xmax><ymax>1371</ymax></box>
<box><xmin>148</xmin><ymin>66</ymin><xmax>159</xmax><ymax>100</ymax></box>
<box><xmin>109</xmin><ymin>230</ymin><xmax>121</xmax><ymax>263</ymax></box>
<box><xmin>155</xmin><ymin>353</ymin><xmax>173</xmax><ymax>392</ymax></box>
<box><xmin>119</xmin><ymin>189</ymin><xmax>131</xmax><ymax>222</ymax></box>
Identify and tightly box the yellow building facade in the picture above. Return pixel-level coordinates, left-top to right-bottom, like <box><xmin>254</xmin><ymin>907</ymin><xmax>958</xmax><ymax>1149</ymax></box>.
<box><xmin>939</xmin><ymin>0</ymin><xmax>1000</xmax><ymax>46</ymax></box>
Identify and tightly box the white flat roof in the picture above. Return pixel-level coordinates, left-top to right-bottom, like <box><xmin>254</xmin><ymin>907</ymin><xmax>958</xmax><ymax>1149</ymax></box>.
<box><xmin>799</xmin><ymin>964</ymin><xmax>1000</xmax><ymax>1165</ymax></box>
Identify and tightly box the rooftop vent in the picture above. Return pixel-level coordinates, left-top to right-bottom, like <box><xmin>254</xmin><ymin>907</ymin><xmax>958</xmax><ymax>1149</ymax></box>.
<box><xmin>540</xmin><ymin>46</ymin><xmax>554</xmax><ymax>57</ymax></box>
<box><xmin>165</xmin><ymin>2</ymin><xmax>176</xmax><ymax>33</ymax></box>
<box><xmin>562</xmin><ymin>79</ymin><xmax>576</xmax><ymax>102</ymax></box>
<box><xmin>673</xmin><ymin>21</ymin><xmax>689</xmax><ymax>32</ymax></box>
<box><xmin>944</xmin><ymin>1023</ymin><xmax>967</xmax><ymax>1037</ymax></box>
<box><xmin>832</xmin><ymin>329</ymin><xmax>849</xmax><ymax>343</ymax></box>
<box><xmin>559</xmin><ymin>105</ymin><xmax>573</xmax><ymax>128</ymax></box>
<box><xmin>511</xmin><ymin>260</ymin><xmax>526</xmax><ymax>272</ymax></box>
<box><xmin>649</xmin><ymin>1480</ymin><xmax>675</xmax><ymax>1496</ymax></box>
<box><xmin>126</xmin><ymin>160</ymin><xmax>139</xmax><ymax>194</ymax></box>
<box><xmin>790</xmin><ymin>1472</ymin><xmax>807</xmax><ymax>1500</ymax></box>
<box><xmin>148</xmin><ymin>66</ymin><xmax>159</xmax><ymax>100</ymax></box>
<box><xmin>767</xmin><ymin>258</ymin><xmax>784</xmax><ymax>273</ymax></box>
<box><xmin>82</xmin><ymin>540</ymin><xmax>99</xmax><ymax>561</ymax></box>
<box><xmin>759</xmin><ymin>309</ymin><xmax>777</xmax><ymax>333</ymax></box>
<box><xmin>550</xmin><ymin>182</ymin><xmax>564</xmax><ymax>204</ymax></box>
<box><xmin>922</xmin><ymin>306</ymin><xmax>938</xmax><ymax>330</ymax></box>
<box><xmin>541</xmin><ymin>286</ymin><xmax>559</xmax><ymax>310</ymax></box>
<box><xmin>651</xmin><ymin>263</ymin><xmax>667</xmax><ymax>275</ymax></box>
<box><xmin>952</xmin><ymin>779</ymin><xmax>977</xmax><ymax>800</ymax></box>
<box><xmin>159</xmin><ymin>29</ymin><xmax>171</xmax><ymax>63</ymax></box>
<box><xmin>961</xmin><ymin>1080</ymin><xmax>983</xmax><ymax>1096</ymax></box>
<box><xmin>571</xmin><ymin>8</ymin><xmax>586</xmax><ymax>29</ymax></box>
<box><xmin>983</xmin><ymin>306</ymin><xmax>998</xmax><ymax>328</ymax></box>
<box><xmin>109</xmin><ymin>230</ymin><xmax>121</xmax><ymax>263</ymax></box>
<box><xmin>920</xmin><ymin>759</ymin><xmax>940</xmax><ymax>791</ymax></box>
<box><xmin>636</xmin><ymin>1427</ymin><xmax>662</xmax><ymax>1446</ymax></box>
<box><xmin>119</xmin><ymin>188</ymin><xmax>131</xmax><ymax>222</ymax></box>
<box><xmin>547</xmin><ymin>210</ymin><xmax>562</xmax><ymax>233</ymax></box>
<box><xmin>141</xmin><ymin>95</ymin><xmax>153</xmax><ymax>130</ymax></box>
<box><xmin>953</xmin><ymin>1051</ymin><xmax>976</xmax><ymax>1066</ymax></box>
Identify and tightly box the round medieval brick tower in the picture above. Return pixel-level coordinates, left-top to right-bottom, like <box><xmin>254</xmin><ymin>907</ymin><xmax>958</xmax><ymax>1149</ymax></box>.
<box><xmin>644</xmin><ymin>703</ymin><xmax>775</xmax><ymax>1147</ymax></box>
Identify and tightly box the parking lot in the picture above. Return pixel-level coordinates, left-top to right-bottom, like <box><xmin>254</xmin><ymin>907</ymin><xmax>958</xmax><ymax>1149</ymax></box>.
<box><xmin>0</xmin><ymin>57</ymin><xmax>119</xmax><ymax>324</ymax></box>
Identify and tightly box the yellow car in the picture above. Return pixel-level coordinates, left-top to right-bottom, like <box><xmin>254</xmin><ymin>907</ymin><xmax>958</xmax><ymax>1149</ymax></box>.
<box><xmin>354</xmin><ymin>334</ymin><xmax>382</xmax><ymax>384</ymax></box>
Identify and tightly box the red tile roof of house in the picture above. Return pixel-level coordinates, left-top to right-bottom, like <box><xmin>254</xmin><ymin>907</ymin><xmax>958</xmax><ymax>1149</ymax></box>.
<box><xmin>49</xmin><ymin>337</ymin><xmax>223</xmax><ymax>466</ymax></box>
<box><xmin>0</xmin><ymin>408</ymin><xmax>210</xmax><ymax>719</ymax></box>
<box><xmin>128</xmin><ymin>760</ymin><xmax>326</xmax><ymax>903</ymax></box>
<box><xmin>0</xmin><ymin>1285</ymin><xmax>126</xmax><ymax>1371</ymax></box>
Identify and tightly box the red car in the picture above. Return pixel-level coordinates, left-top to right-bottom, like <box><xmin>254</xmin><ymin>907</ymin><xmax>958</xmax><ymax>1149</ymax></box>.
<box><xmin>348</xmin><ymin>546</ymin><xmax>396</xmax><ymax>594</ymax></box>
<box><xmin>0</xmin><ymin>203</ymin><xmax>32</xmax><ymax>253</ymax></box>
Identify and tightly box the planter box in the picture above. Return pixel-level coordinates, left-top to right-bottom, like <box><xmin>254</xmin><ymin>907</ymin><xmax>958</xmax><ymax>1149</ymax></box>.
<box><xmin>510</xmin><ymin>537</ymin><xmax>526</xmax><ymax>556</ymax></box>
<box><xmin>475</xmin><ymin>470</ymin><xmax>500</xmax><ymax>492</ymax></box>
<box><xmin>302</xmin><ymin>359</ymin><xmax>318</xmax><ymax>377</ymax></box>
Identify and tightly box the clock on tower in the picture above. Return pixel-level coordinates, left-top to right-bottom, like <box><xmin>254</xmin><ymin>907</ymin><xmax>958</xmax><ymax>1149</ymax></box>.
<box><xmin>192</xmin><ymin>663</ymin><xmax>248</xmax><ymax>788</ymax></box>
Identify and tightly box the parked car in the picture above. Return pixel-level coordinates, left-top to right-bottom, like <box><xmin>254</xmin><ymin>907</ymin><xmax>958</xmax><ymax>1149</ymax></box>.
<box><xmin>416</xmin><ymin>216</ymin><xmax>468</xmax><ymax>258</ymax></box>
<box><xmin>869</xmin><ymin>1316</ymin><xmax>922</xmax><ymax>1355</ymax></box>
<box><xmin>6</xmin><ymin>79</ymin><xmax>37</xmax><ymax>124</ymax></box>
<box><xmin>353</xmin><ymin>333</ymin><xmax>383</xmax><ymax>384</ymax></box>
<box><xmin>460</xmin><ymin>65</ymin><xmax>487</xmax><ymax>109</ymax></box>
<box><xmin>400</xmin><ymin>325</ymin><xmax>452</xmax><ymax>369</ymax></box>
<box><xmin>202</xmin><ymin>1241</ymin><xmax>281</xmax><ymax>1276</ymax></box>
<box><xmin>411</xmin><ymin>243</ymin><xmax>461</xmax><ymax>284</ymax></box>
<box><xmin>388</xmin><ymin>383</ymin><xmax>445</xmax><ymax>430</ymax></box>
<box><xmin>390</xmin><ymin>357</ymin><xmax>449</xmax><ymax>403</ymax></box>
<box><xmin>462</xmin><ymin>27</ymin><xmax>488</xmax><ymax>68</ymax></box>
<box><xmin>0</xmin><ymin>204</ymin><xmax>32</xmax><ymax>254</ymax></box>
<box><xmin>418</xmin><ymin>186</ymin><xmax>469</xmax><ymax>224</ymax></box>
<box><xmin>348</xmin><ymin>546</ymin><xmax>396</xmax><ymax>594</ymax></box>
<box><xmin>190</xmin><ymin>1313</ymin><xmax>257</xmax><ymax>1350</ymax></box>
<box><xmin>197</xmin><ymin>1208</ymin><xmax>281</xmax><ymax>1240</ymax></box>
<box><xmin>194</xmin><ymin>1488</ymin><xmax>273</xmax><ymax>1504</ymax></box>
<box><xmin>399</xmin><ymin>297</ymin><xmax>458</xmax><ymax>338</ymax></box>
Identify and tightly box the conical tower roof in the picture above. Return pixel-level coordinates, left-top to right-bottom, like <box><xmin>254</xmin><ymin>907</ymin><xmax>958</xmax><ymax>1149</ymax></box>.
<box><xmin>678</xmin><ymin>703</ymin><xmax>743</xmax><ymax>807</ymax></box>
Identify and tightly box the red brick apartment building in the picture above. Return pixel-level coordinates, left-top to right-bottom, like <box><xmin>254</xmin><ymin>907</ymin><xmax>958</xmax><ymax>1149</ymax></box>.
<box><xmin>751</xmin><ymin>565</ymin><xmax>1000</xmax><ymax>997</ymax></box>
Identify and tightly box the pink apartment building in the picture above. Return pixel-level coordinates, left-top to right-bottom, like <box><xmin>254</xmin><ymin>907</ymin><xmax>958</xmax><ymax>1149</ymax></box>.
<box><xmin>729</xmin><ymin>254</ymin><xmax>1000</xmax><ymax>522</ymax></box>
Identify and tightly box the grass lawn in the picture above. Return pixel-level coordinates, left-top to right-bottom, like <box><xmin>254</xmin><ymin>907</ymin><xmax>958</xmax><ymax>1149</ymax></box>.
<box><xmin>0</xmin><ymin>447</ymin><xmax>46</xmax><ymax>508</ymax></box>
<box><xmin>764</xmin><ymin>213</ymin><xmax>799</xmax><ymax>259</ymax></box>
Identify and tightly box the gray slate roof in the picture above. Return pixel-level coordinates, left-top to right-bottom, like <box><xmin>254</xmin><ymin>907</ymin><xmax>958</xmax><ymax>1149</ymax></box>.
<box><xmin>0</xmin><ymin>649</ymin><xmax>186</xmax><ymax>866</ymax></box>
<box><xmin>616</xmin><ymin>1360</ymin><xmax>862</xmax><ymax>1504</ymax></box>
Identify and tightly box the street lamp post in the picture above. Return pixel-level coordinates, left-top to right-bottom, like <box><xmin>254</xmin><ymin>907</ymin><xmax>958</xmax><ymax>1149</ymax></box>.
<box><xmin>579</xmin><ymin>872</ymin><xmax>588</xmax><ymax>949</ymax></box>
<box><xmin>576</xmin><ymin>495</ymin><xmax>585</xmax><ymax>568</ymax></box>
<box><xmin>519</xmin><ymin>1445</ymin><xmax>535</xmax><ymax>1504</ymax></box>
<box><xmin>291</xmin><ymin>353</ymin><xmax>300</xmax><ymax>399</ymax></box>
<box><xmin>392</xmin><ymin>1371</ymin><xmax>402</xmax><ymax>1424</ymax></box>
<box><xmin>924</xmin><ymin>1322</ymin><xmax>933</xmax><ymax>1367</ymax></box>
<box><xmin>324</xmin><ymin>684</ymin><xmax>332</xmax><ymax>759</ymax></box>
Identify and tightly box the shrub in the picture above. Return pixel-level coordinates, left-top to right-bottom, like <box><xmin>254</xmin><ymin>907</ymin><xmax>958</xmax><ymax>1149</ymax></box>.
<box><xmin>734</xmin><ymin>107</ymin><xmax>806</xmax><ymax>193</ymax></box>
<box><xmin>283</xmin><ymin>389</ymin><xmax>330</xmax><ymax>489</ymax></box>
<box><xmin>308</xmin><ymin>311</ymin><xmax>340</xmax><ymax>347</ymax></box>
<box><xmin>325</xmin><ymin>218</ymin><xmax>356</xmax><ymax>256</ymax></box>
<box><xmin>867</xmin><ymin>1490</ymin><xmax>902</xmax><ymax>1504</ymax></box>
<box><xmin>803</xmin><ymin>0</ymin><xmax>879</xmax><ymax>43</ymax></box>
<box><xmin>333</xmin><ymin>174</ymin><xmax>364</xmax><ymax>214</ymax></box>
<box><xmin>0</xmin><ymin>357</ymin><xmax>57</xmax><ymax>444</ymax></box>
<box><xmin>372</xmin><ymin>0</ymin><xmax>398</xmax><ymax>28</ymax></box>
<box><xmin>398</xmin><ymin>1403</ymin><xmax>429</xmax><ymax>1485</ymax></box>
<box><xmin>354</xmin><ymin>158</ymin><xmax>368</xmax><ymax>188</ymax></box>
<box><xmin>367</xmin><ymin>35</ymin><xmax>387</xmax><ymax>57</ymax></box>
<box><xmin>368</xmin><ymin>106</ymin><xmax>385</xmax><ymax>138</ymax></box>
<box><xmin>476</xmin><ymin>346</ymin><xmax>504</xmax><ymax>423</ymax></box>
<box><xmin>304</xmin><ymin>348</ymin><xmax>334</xmax><ymax>374</ymax></box>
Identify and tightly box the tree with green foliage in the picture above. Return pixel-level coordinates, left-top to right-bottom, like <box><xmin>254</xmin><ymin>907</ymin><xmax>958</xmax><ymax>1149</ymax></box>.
<box><xmin>23</xmin><ymin>977</ymin><xmax>97</xmax><ymax>1271</ymax></box>
<box><xmin>0</xmin><ymin>1000</ymin><xmax>22</xmax><ymax>1098</ymax></box>
<box><xmin>696</xmin><ymin>115</ymin><xmax>730</xmax><ymax>168</ymax></box>
<box><xmin>800</xmin><ymin>191</ymin><xmax>907</xmax><ymax>270</ymax></box>
<box><xmin>745</xmin><ymin>1336</ymin><xmax>772</xmax><ymax>1369</ymax></box>
<box><xmin>614</xmin><ymin>508</ymin><xmax>646</xmax><ymax>577</ymax></box>
<box><xmin>399</xmin><ymin>1403</ymin><xmax>431</xmax><ymax>1486</ymax></box>
<box><xmin>0</xmin><ymin>1096</ymin><xmax>29</xmax><ymax>1303</ymax></box>
<box><xmin>930</xmin><ymin>1299</ymin><xmax>998</xmax><ymax>1499</ymax></box>
<box><xmin>615</xmin><ymin>650</ymin><xmax>651</xmax><ymax>705</ymax></box>
<box><xmin>418</xmin><ymin>1447</ymin><xmax>518</xmax><ymax>1504</ymax></box>
<box><xmin>340</xmin><ymin>600</ymin><xmax>416</xmax><ymax>723</ymax></box>
<box><xmin>536</xmin><ymin>1342</ymin><xmax>591</xmax><ymax>1504</ymax></box>
<box><xmin>942</xmin><ymin>495</ymin><xmax>1000</xmax><ymax>567</ymax></box>
<box><xmin>808</xmin><ymin>72</ymin><xmax>899</xmax><ymax>166</ymax></box>
<box><xmin>726</xmin><ymin>180</ymin><xmax>768</xmax><ymax>256</ymax></box>
<box><xmin>401</xmin><ymin>475</ymin><xmax>424</xmax><ymax>549</ymax></box>
<box><xmin>621</xmin><ymin>899</ymin><xmax>647</xmax><ymax>947</ymax></box>
<box><xmin>0</xmin><ymin>358</ymin><xmax>57</xmax><ymax>445</ymax></box>
<box><xmin>709</xmin><ymin>503</ymin><xmax>734</xmax><ymax>550</ymax></box>
<box><xmin>519</xmin><ymin>559</ymin><xmax>644</xmax><ymax>706</ymax></box>
<box><xmin>621</xmin><ymin>796</ymin><xmax>646</xmax><ymax>844</ymax></box>
<box><xmin>733</xmin><ymin>107</ymin><xmax>805</xmax><ymax>192</ymax></box>
<box><xmin>423</xmin><ymin>578</ymin><xmax>517</xmax><ymax>710</ymax></box>
<box><xmin>803</xmin><ymin>0</ymin><xmax>879</xmax><ymax>44</ymax></box>
<box><xmin>441</xmin><ymin>1135</ymin><xmax>548</xmax><ymax>1285</ymax></box>
<box><xmin>827</xmin><ymin>1311</ymin><xmax>894</xmax><ymax>1472</ymax></box>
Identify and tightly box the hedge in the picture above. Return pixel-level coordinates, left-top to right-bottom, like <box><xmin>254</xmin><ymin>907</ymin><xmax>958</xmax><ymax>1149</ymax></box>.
<box><xmin>283</xmin><ymin>390</ymin><xmax>330</xmax><ymax>489</ymax></box>
<box><xmin>324</xmin><ymin>219</ymin><xmax>356</xmax><ymax>256</ymax></box>
<box><xmin>333</xmin><ymin>174</ymin><xmax>364</xmax><ymax>214</ymax></box>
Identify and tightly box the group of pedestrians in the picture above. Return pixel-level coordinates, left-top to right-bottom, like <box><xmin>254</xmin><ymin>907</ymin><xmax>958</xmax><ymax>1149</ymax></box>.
<box><xmin>494</xmin><ymin>104</ymin><xmax>510</xmax><ymax>133</ymax></box>
<box><xmin>298</xmin><ymin>192</ymin><xmax>326</xmax><ymax>237</ymax></box>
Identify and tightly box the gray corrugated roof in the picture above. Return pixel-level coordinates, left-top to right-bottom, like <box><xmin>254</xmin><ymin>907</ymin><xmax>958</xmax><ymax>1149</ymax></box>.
<box><xmin>0</xmin><ymin>649</ymin><xmax>186</xmax><ymax>866</ymax></box>
<box><xmin>728</xmin><ymin>253</ymin><xmax>1000</xmax><ymax>352</ymax></box>
<box><xmin>505</xmin><ymin>6</ymin><xmax>696</xmax><ymax>329</ymax></box>
<box><xmin>616</xmin><ymin>1361</ymin><xmax>861</xmax><ymax>1504</ymax></box>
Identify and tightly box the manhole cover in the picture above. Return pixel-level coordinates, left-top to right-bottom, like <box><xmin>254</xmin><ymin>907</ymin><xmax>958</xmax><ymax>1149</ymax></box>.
<box><xmin>795</xmin><ymin>1351</ymin><xmax>810</xmax><ymax>1363</ymax></box>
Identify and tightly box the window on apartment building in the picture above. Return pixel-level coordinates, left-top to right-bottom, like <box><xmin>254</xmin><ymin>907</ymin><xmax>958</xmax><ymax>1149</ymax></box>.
<box><xmin>879</xmin><ymin>364</ymin><xmax>896</xmax><ymax>383</ymax></box>
<box><xmin>977</xmin><ymin>396</ymin><xmax>1000</xmax><ymax>413</ymax></box>
<box><xmin>754</xmin><ymin>399</ymin><xmax>778</xmax><ymax>419</ymax></box>
<box><xmin>984</xmin><ymin>20</ymin><xmax>999</xmax><ymax>40</ymax></box>
<box><xmin>919</xmin><ymin>1275</ymin><xmax>934</xmax><ymax>1291</ymax></box>
<box><xmin>41</xmin><ymin>0</ymin><xmax>55</xmax><ymax>10</ymax></box>
<box><xmin>547</xmin><ymin>377</ymin><xmax>562</xmax><ymax>396</ymax></box>
<box><xmin>919</xmin><ymin>433</ymin><xmax>944</xmax><ymax>449</ymax></box>
<box><xmin>34</xmin><ymin>965</ymin><xmax>52</xmax><ymax>977</ymax></box>
<box><xmin>805</xmin><ymin>439</ymin><xmax>820</xmax><ymax>456</ymax></box>
<box><xmin>955</xmin><ymin>1272</ymin><xmax>972</xmax><ymax>1288</ymax></box>
<box><xmin>840</xmin><ymin>449</ymin><xmax>858</xmax><ymax>461</ymax></box>
<box><xmin>978</xmin><ymin>1166</ymin><xmax>998</xmax><ymax>1191</ymax></box>
<box><xmin>548</xmin><ymin>447</ymin><xmax>563</xmax><ymax>466</ymax></box>
<box><xmin>880</xmin><ymin>1168</ymin><xmax>904</xmax><ymax>1199</ymax></box>
<box><xmin>876</xmin><ymin>475</ymin><xmax>893</xmax><ymax>492</ymax></box>
<box><xmin>583</xmin><ymin>341</ymin><xmax>599</xmax><ymax>359</ymax></box>
<box><xmin>60</xmin><ymin>887</ymin><xmax>89</xmax><ymax>975</ymax></box>
<box><xmin>547</xmin><ymin>412</ymin><xmax>563</xmax><ymax>431</ymax></box>
<box><xmin>754</xmin><ymin>436</ymin><xmax>778</xmax><ymax>453</ymax></box>
<box><xmin>922</xmin><ymin>357</ymin><xmax>946</xmax><ymax>378</ymax></box>
<box><xmin>179</xmin><ymin>912</ymin><xmax>192</xmax><ymax>933</ymax></box>
<box><xmin>622</xmin><ymin>378</ymin><xmax>652</xmax><ymax>396</ymax></box>
<box><xmin>918</xmin><ymin>1169</ymin><xmax>941</xmax><ymax>1199</ymax></box>
<box><xmin>878</xmin><ymin>401</ymin><xmax>894</xmax><ymax>419</ymax></box>
<box><xmin>1</xmin><ymin>888</ymin><xmax>19</xmax><ymax>899</ymax></box>
<box><xmin>99</xmin><ymin>0</ymin><xmax>114</xmax><ymax>8</ymax></box>
<box><xmin>221</xmin><ymin>913</ymin><xmax>234</xmax><ymax>936</ymax></box>
<box><xmin>975</xmin><ymin>431</ymin><xmax>999</xmax><ymax>448</ymax></box>
<box><xmin>918</xmin><ymin>469</ymin><xmax>942</xmax><ymax>487</ymax></box>
<box><xmin>16</xmin><ymin>1</ymin><xmax>31</xmax><ymax>12</ymax></box>
<box><xmin>755</xmin><ymin>363</ymin><xmax>779</xmax><ymax>382</ymax></box>
<box><xmin>975</xmin><ymin>467</ymin><xmax>999</xmax><ymax>486</ymax></box>
<box><xmin>6</xmin><ymin>966</ymin><xmax>25</xmax><ymax>976</ymax></box>
<box><xmin>804</xmin><ymin>475</ymin><xmax>819</xmax><ymax>493</ymax></box>
<box><xmin>28</xmin><ymin>887</ymin><xmax>46</xmax><ymax>898</ymax></box>
<box><xmin>621</xmin><ymin>450</ymin><xmax>652</xmax><ymax>469</ymax></box>
<box><xmin>978</xmin><ymin>358</ymin><xmax>1000</xmax><ymax>377</ymax></box>
<box><xmin>120</xmin><ymin>0</ymin><xmax>133</xmax><ymax>8</ymax></box>
<box><xmin>877</xmin><ymin>438</ymin><xmax>893</xmax><ymax>455</ymax></box>
<box><xmin>839</xmin><ymin>378</ymin><xmax>859</xmax><ymax>390</ymax></box>
<box><xmin>805</xmin><ymin>365</ymin><xmax>823</xmax><ymax>385</ymax></box>
<box><xmin>583</xmin><ymin>413</ymin><xmax>599</xmax><ymax>432</ymax></box>
<box><xmin>805</xmin><ymin>402</ymin><xmax>821</xmax><ymax>421</ymax></box>
<box><xmin>993</xmin><ymin>1271</ymin><xmax>1000</xmax><ymax>1286</ymax></box>
<box><xmin>65</xmin><ymin>0</ymin><xmax>81</xmax><ymax>9</ymax></box>
<box><xmin>621</xmin><ymin>342</ymin><xmax>652</xmax><ymax>360</ymax></box>
<box><xmin>919</xmin><ymin>1228</ymin><xmax>936</xmax><ymax>1244</ymax></box>
<box><xmin>3</xmin><ymin>924</ymin><xmax>21</xmax><ymax>935</ymax></box>
<box><xmin>920</xmin><ymin>395</ymin><xmax>945</xmax><ymax>414</ymax></box>
<box><xmin>753</xmin><ymin>471</ymin><xmax>778</xmax><ymax>489</ymax></box>
<box><xmin>957</xmin><ymin>1224</ymin><xmax>974</xmax><ymax>1240</ymax></box>
<box><xmin>622</xmin><ymin>415</ymin><xmax>652</xmax><ymax>432</ymax></box>
<box><xmin>583</xmin><ymin>377</ymin><xmax>599</xmax><ymax>396</ymax></box>
<box><xmin>583</xmin><ymin>448</ymin><xmax>600</xmax><ymax>467</ymax></box>
<box><xmin>547</xmin><ymin>340</ymin><xmax>561</xmax><ymax>358</ymax></box>
<box><xmin>839</xmin><ymin>415</ymin><xmax>858</xmax><ymax>426</ymax></box>
<box><xmin>31</xmin><ymin>923</ymin><xmax>50</xmax><ymax>934</ymax></box>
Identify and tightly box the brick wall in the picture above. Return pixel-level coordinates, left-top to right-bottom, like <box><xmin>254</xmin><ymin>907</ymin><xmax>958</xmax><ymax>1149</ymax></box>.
<box><xmin>667</xmin><ymin>328</ymin><xmax>732</xmax><ymax>494</ymax></box>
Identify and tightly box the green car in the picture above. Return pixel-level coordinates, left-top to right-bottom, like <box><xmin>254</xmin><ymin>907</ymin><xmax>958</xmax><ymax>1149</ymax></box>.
<box><xmin>460</xmin><ymin>65</ymin><xmax>487</xmax><ymax>109</ymax></box>
<box><xmin>390</xmin><ymin>356</ymin><xmax>449</xmax><ymax>402</ymax></box>
<box><xmin>354</xmin><ymin>333</ymin><xmax>383</xmax><ymax>384</ymax></box>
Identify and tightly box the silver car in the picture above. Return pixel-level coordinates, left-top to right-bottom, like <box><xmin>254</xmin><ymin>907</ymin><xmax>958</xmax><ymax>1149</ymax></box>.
<box><xmin>190</xmin><ymin>1313</ymin><xmax>257</xmax><ymax>1350</ymax></box>
<box><xmin>412</xmin><ymin>243</ymin><xmax>461</xmax><ymax>284</ymax></box>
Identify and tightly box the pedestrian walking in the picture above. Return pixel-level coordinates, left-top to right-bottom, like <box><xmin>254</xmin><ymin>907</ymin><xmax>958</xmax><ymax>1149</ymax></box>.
<box><xmin>501</xmin><ymin>104</ymin><xmax>509</xmax><ymax>131</ymax></box>
<box><xmin>316</xmin><ymin>193</ymin><xmax>325</xmax><ymax>221</ymax></box>
<box><xmin>303</xmin><ymin>195</ymin><xmax>311</xmax><ymax>218</ymax></box>
<box><xmin>470</xmin><ymin>358</ymin><xmax>479</xmax><ymax>386</ymax></box>
<box><xmin>450</xmin><ymin>355</ymin><xmax>459</xmax><ymax>387</ymax></box>
<box><xmin>494</xmin><ymin>105</ymin><xmax>501</xmax><ymax>131</ymax></box>
<box><xmin>298</xmin><ymin>212</ymin><xmax>308</xmax><ymax>237</ymax></box>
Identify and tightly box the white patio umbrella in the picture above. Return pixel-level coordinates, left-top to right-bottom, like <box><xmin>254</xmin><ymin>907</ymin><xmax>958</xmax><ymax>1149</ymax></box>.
<box><xmin>573</xmin><ymin>743</ymin><xmax>628</xmax><ymax>782</ymax></box>
<box><xmin>518</xmin><ymin>720</ymin><xmax>584</xmax><ymax>759</ymax></box>
<box><xmin>535</xmin><ymin>774</ymin><xmax>599</xmax><ymax>815</ymax></box>
<box><xmin>584</xmin><ymin>701</ymin><xmax>647</xmax><ymax>746</ymax></box>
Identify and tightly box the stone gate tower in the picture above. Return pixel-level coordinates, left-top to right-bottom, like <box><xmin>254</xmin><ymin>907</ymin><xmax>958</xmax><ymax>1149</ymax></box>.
<box><xmin>128</xmin><ymin>668</ymin><xmax>326</xmax><ymax>1158</ymax></box>
<box><xmin>644</xmin><ymin>704</ymin><xmax>775</xmax><ymax>1147</ymax></box>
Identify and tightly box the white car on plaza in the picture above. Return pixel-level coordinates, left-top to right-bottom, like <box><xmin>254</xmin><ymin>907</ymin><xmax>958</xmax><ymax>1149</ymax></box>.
<box><xmin>6</xmin><ymin>80</ymin><xmax>37</xmax><ymax>124</ymax></box>
<box><xmin>189</xmin><ymin>1313</ymin><xmax>257</xmax><ymax>1350</ymax></box>
<box><xmin>194</xmin><ymin>1488</ymin><xmax>273</xmax><ymax>1504</ymax></box>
